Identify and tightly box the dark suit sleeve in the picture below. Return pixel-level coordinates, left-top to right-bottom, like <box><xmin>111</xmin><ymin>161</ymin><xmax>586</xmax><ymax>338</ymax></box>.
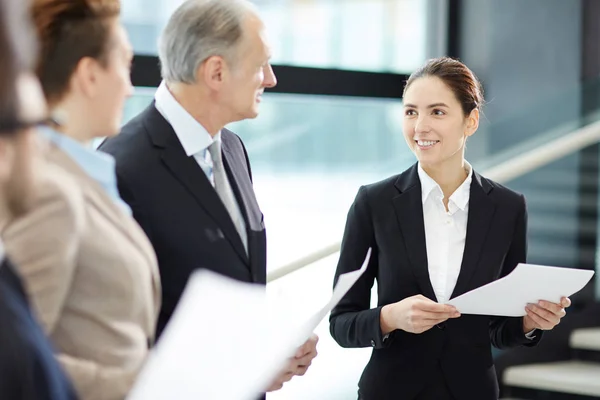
<box><xmin>0</xmin><ymin>266</ymin><xmax>76</xmax><ymax>400</ymax></box>
<box><xmin>329</xmin><ymin>186</ymin><xmax>388</xmax><ymax>349</ymax></box>
<box><xmin>489</xmin><ymin>194</ymin><xmax>543</xmax><ymax>349</ymax></box>
<box><xmin>116</xmin><ymin>171</ymin><xmax>153</xmax><ymax>242</ymax></box>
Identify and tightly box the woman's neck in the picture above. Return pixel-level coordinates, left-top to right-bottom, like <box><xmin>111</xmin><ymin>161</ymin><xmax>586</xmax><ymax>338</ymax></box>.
<box><xmin>49</xmin><ymin>104</ymin><xmax>94</xmax><ymax>144</ymax></box>
<box><xmin>421</xmin><ymin>158</ymin><xmax>469</xmax><ymax>200</ymax></box>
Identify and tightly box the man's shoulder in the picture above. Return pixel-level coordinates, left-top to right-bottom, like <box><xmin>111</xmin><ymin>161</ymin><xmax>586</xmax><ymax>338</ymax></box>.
<box><xmin>101</xmin><ymin>115</ymin><xmax>150</xmax><ymax>155</ymax></box>
<box><xmin>99</xmin><ymin>105</ymin><xmax>159</xmax><ymax>169</ymax></box>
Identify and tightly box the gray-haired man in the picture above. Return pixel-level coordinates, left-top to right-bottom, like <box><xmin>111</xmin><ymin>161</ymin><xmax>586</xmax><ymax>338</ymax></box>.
<box><xmin>99</xmin><ymin>0</ymin><xmax>318</xmax><ymax>393</ymax></box>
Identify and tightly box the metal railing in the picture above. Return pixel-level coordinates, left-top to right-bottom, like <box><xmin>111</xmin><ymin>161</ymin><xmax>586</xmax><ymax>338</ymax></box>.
<box><xmin>267</xmin><ymin>117</ymin><xmax>600</xmax><ymax>283</ymax></box>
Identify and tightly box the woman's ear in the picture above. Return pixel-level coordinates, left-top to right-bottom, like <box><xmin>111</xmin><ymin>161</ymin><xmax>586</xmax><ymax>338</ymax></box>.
<box><xmin>70</xmin><ymin>57</ymin><xmax>102</xmax><ymax>99</ymax></box>
<box><xmin>465</xmin><ymin>108</ymin><xmax>479</xmax><ymax>137</ymax></box>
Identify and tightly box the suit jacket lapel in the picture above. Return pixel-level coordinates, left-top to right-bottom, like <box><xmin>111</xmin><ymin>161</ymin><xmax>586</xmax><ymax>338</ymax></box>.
<box><xmin>450</xmin><ymin>172</ymin><xmax>496</xmax><ymax>299</ymax></box>
<box><xmin>393</xmin><ymin>164</ymin><xmax>437</xmax><ymax>301</ymax></box>
<box><xmin>144</xmin><ymin>106</ymin><xmax>249</xmax><ymax>266</ymax></box>
<box><xmin>221</xmin><ymin>132</ymin><xmax>264</xmax><ymax>279</ymax></box>
<box><xmin>221</xmin><ymin>134</ymin><xmax>262</xmax><ymax>222</ymax></box>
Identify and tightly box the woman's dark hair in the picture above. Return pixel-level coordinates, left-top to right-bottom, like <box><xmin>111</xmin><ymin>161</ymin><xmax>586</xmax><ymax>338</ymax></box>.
<box><xmin>32</xmin><ymin>0</ymin><xmax>121</xmax><ymax>105</ymax></box>
<box><xmin>404</xmin><ymin>57</ymin><xmax>484</xmax><ymax>116</ymax></box>
<box><xmin>0</xmin><ymin>0</ymin><xmax>37</xmax><ymax>134</ymax></box>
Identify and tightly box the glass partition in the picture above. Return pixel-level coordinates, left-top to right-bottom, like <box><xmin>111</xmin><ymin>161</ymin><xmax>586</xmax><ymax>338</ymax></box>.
<box><xmin>122</xmin><ymin>0</ymin><xmax>433</xmax><ymax>74</ymax></box>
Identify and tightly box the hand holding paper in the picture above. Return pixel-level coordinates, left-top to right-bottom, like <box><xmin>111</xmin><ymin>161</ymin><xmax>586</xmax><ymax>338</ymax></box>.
<box><xmin>266</xmin><ymin>334</ymin><xmax>319</xmax><ymax>392</ymax></box>
<box><xmin>380</xmin><ymin>295</ymin><xmax>460</xmax><ymax>335</ymax></box>
<box><xmin>523</xmin><ymin>296</ymin><xmax>571</xmax><ymax>332</ymax></box>
<box><xmin>446</xmin><ymin>263</ymin><xmax>594</xmax><ymax>317</ymax></box>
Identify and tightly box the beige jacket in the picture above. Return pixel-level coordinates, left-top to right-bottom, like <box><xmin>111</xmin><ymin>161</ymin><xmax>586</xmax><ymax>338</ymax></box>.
<box><xmin>1</xmin><ymin>143</ymin><xmax>161</xmax><ymax>400</ymax></box>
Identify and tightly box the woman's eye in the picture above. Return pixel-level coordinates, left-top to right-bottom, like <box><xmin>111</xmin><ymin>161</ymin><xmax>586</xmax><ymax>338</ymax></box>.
<box><xmin>433</xmin><ymin>109</ymin><xmax>445</xmax><ymax>116</ymax></box>
<box><xmin>405</xmin><ymin>109</ymin><xmax>416</xmax><ymax>116</ymax></box>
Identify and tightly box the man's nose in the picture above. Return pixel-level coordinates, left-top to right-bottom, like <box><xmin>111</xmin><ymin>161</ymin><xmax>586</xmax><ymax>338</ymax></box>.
<box><xmin>263</xmin><ymin>64</ymin><xmax>277</xmax><ymax>88</ymax></box>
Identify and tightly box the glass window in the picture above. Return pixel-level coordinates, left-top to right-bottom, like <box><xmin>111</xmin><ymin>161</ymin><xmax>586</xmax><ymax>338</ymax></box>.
<box><xmin>122</xmin><ymin>0</ymin><xmax>433</xmax><ymax>74</ymax></box>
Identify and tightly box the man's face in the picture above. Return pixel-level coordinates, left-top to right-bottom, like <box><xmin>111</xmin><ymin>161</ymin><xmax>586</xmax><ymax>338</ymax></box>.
<box><xmin>0</xmin><ymin>74</ymin><xmax>46</xmax><ymax>217</ymax></box>
<box><xmin>220</xmin><ymin>14</ymin><xmax>277</xmax><ymax>122</ymax></box>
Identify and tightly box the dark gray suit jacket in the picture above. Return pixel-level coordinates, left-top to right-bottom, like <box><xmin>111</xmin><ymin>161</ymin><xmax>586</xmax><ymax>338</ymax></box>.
<box><xmin>99</xmin><ymin>103</ymin><xmax>266</xmax><ymax>338</ymax></box>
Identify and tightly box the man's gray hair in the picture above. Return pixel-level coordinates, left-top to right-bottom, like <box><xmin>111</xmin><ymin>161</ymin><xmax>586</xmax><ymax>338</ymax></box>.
<box><xmin>158</xmin><ymin>0</ymin><xmax>258</xmax><ymax>84</ymax></box>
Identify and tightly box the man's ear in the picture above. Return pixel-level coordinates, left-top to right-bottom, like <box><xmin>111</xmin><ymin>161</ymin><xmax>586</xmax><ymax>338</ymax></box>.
<box><xmin>199</xmin><ymin>55</ymin><xmax>228</xmax><ymax>91</ymax></box>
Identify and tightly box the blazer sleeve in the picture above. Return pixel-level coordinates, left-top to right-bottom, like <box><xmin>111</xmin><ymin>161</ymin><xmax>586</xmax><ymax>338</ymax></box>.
<box><xmin>489</xmin><ymin>194</ymin><xmax>543</xmax><ymax>349</ymax></box>
<box><xmin>2</xmin><ymin>170</ymin><xmax>84</xmax><ymax>334</ymax></box>
<box><xmin>56</xmin><ymin>354</ymin><xmax>141</xmax><ymax>400</ymax></box>
<box><xmin>329</xmin><ymin>186</ymin><xmax>388</xmax><ymax>349</ymax></box>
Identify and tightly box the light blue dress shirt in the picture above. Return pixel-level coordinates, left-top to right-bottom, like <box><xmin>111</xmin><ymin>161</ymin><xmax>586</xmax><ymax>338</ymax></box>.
<box><xmin>40</xmin><ymin>127</ymin><xmax>131</xmax><ymax>215</ymax></box>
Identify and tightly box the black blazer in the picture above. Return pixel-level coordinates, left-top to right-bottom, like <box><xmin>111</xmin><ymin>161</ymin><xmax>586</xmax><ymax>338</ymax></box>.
<box><xmin>0</xmin><ymin>257</ymin><xmax>77</xmax><ymax>400</ymax></box>
<box><xmin>329</xmin><ymin>164</ymin><xmax>542</xmax><ymax>400</ymax></box>
<box><xmin>99</xmin><ymin>104</ymin><xmax>266</xmax><ymax>337</ymax></box>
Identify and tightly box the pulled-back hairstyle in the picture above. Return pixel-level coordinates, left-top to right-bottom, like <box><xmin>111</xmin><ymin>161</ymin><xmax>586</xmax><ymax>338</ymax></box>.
<box><xmin>31</xmin><ymin>0</ymin><xmax>120</xmax><ymax>105</ymax></box>
<box><xmin>404</xmin><ymin>57</ymin><xmax>484</xmax><ymax>116</ymax></box>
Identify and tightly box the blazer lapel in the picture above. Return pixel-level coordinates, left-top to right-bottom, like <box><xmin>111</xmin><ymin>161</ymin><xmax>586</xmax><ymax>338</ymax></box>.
<box><xmin>450</xmin><ymin>172</ymin><xmax>496</xmax><ymax>299</ymax></box>
<box><xmin>144</xmin><ymin>106</ymin><xmax>249</xmax><ymax>265</ymax></box>
<box><xmin>48</xmin><ymin>146</ymin><xmax>158</xmax><ymax>270</ymax></box>
<box><xmin>392</xmin><ymin>164</ymin><xmax>437</xmax><ymax>301</ymax></box>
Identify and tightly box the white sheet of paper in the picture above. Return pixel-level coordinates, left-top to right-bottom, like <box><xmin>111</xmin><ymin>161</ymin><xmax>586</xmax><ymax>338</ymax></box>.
<box><xmin>127</xmin><ymin>249</ymin><xmax>371</xmax><ymax>400</ymax></box>
<box><xmin>127</xmin><ymin>270</ymin><xmax>292</xmax><ymax>400</ymax></box>
<box><xmin>446</xmin><ymin>263</ymin><xmax>594</xmax><ymax>316</ymax></box>
<box><xmin>296</xmin><ymin>248</ymin><xmax>371</xmax><ymax>343</ymax></box>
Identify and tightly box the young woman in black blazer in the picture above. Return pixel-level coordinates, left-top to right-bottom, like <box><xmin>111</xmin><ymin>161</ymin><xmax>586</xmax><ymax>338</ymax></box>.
<box><xmin>329</xmin><ymin>57</ymin><xmax>571</xmax><ymax>400</ymax></box>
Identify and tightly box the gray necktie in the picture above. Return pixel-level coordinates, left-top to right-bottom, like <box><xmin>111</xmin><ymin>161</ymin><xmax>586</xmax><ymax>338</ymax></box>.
<box><xmin>208</xmin><ymin>140</ymin><xmax>248</xmax><ymax>253</ymax></box>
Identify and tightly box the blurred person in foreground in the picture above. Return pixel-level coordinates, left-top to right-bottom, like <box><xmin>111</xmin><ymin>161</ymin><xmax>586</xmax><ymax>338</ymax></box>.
<box><xmin>99</xmin><ymin>0</ymin><xmax>317</xmax><ymax>393</ymax></box>
<box><xmin>1</xmin><ymin>0</ymin><xmax>161</xmax><ymax>398</ymax></box>
<box><xmin>0</xmin><ymin>0</ymin><xmax>77</xmax><ymax>398</ymax></box>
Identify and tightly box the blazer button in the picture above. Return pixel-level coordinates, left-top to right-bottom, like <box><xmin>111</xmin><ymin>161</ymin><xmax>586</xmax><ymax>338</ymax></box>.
<box><xmin>370</xmin><ymin>339</ymin><xmax>376</xmax><ymax>347</ymax></box>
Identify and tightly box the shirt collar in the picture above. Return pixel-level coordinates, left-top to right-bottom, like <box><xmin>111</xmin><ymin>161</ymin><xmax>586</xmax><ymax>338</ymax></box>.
<box><xmin>40</xmin><ymin>126</ymin><xmax>116</xmax><ymax>189</ymax></box>
<box><xmin>417</xmin><ymin>161</ymin><xmax>473</xmax><ymax>211</ymax></box>
<box><xmin>154</xmin><ymin>80</ymin><xmax>217</xmax><ymax>156</ymax></box>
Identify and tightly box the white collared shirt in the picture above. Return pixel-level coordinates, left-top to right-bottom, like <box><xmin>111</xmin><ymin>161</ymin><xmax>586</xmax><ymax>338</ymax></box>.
<box><xmin>418</xmin><ymin>162</ymin><xmax>473</xmax><ymax>304</ymax></box>
<box><xmin>154</xmin><ymin>81</ymin><xmax>247</xmax><ymax>249</ymax></box>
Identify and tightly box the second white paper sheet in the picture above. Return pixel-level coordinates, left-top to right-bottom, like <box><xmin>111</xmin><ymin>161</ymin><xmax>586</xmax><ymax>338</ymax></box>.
<box><xmin>446</xmin><ymin>263</ymin><xmax>594</xmax><ymax>317</ymax></box>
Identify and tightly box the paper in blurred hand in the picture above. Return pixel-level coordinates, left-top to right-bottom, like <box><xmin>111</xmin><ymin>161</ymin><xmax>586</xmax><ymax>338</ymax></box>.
<box><xmin>128</xmin><ymin>248</ymin><xmax>371</xmax><ymax>400</ymax></box>
<box><xmin>128</xmin><ymin>270</ymin><xmax>290</xmax><ymax>400</ymax></box>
